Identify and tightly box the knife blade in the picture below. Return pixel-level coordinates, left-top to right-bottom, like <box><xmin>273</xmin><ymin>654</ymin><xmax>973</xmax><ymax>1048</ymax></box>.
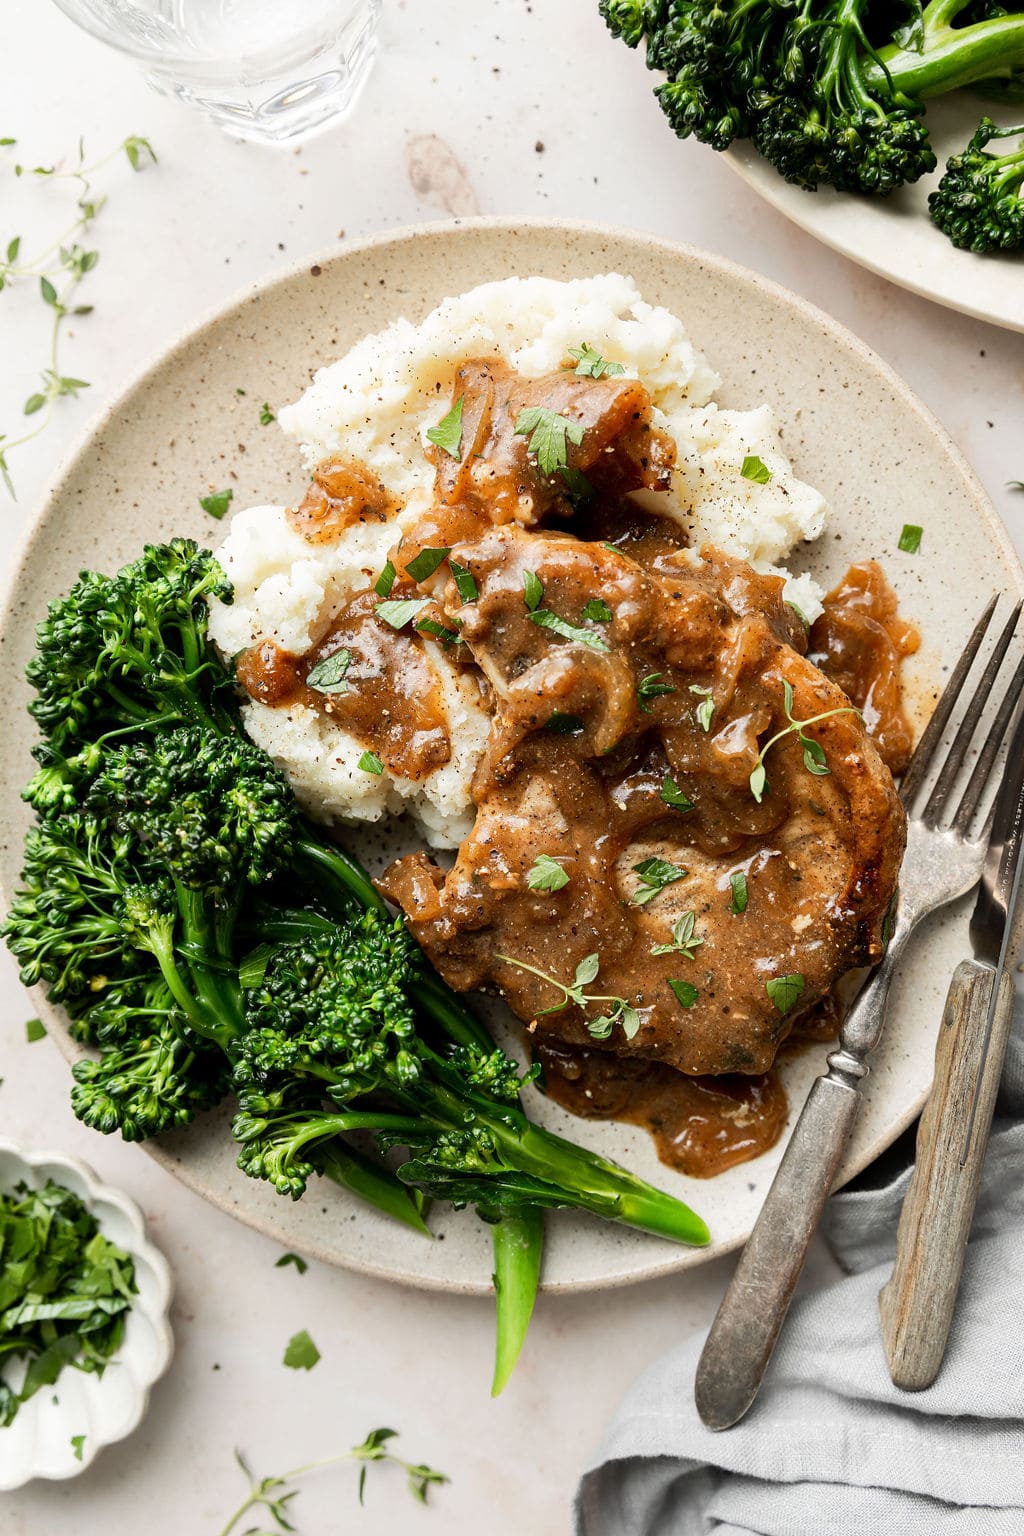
<box><xmin>878</xmin><ymin>700</ymin><xmax>1024</xmax><ymax>1389</ymax></box>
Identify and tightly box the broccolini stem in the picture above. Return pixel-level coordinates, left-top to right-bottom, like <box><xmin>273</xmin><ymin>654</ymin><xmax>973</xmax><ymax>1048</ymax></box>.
<box><xmin>293</xmin><ymin>833</ymin><xmax>387</xmax><ymax>914</ymax></box>
<box><xmin>490</xmin><ymin>1205</ymin><xmax>544</xmax><ymax>1397</ymax></box>
<box><xmin>318</xmin><ymin>1140</ymin><xmax>430</xmax><ymax>1236</ymax></box>
<box><xmin>867</xmin><ymin>11</ymin><xmax>1024</xmax><ymax>97</ymax></box>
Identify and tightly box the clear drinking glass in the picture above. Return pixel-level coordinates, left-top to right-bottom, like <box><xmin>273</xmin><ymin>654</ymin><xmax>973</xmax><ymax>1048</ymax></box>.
<box><xmin>50</xmin><ymin>0</ymin><xmax>382</xmax><ymax>144</ymax></box>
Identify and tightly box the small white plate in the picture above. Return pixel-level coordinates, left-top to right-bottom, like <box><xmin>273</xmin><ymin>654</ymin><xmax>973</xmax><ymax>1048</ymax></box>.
<box><xmin>726</xmin><ymin>99</ymin><xmax>1024</xmax><ymax>334</ymax></box>
<box><xmin>0</xmin><ymin>1141</ymin><xmax>173</xmax><ymax>1491</ymax></box>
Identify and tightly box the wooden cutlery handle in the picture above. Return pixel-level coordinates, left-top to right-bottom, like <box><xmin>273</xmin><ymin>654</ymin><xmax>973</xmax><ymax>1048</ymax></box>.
<box><xmin>879</xmin><ymin>958</ymin><xmax>1016</xmax><ymax>1392</ymax></box>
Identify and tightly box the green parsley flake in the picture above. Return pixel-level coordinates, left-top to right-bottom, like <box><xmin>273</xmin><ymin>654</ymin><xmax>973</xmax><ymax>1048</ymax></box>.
<box><xmin>514</xmin><ymin>406</ymin><xmax>584</xmax><ymax>476</ymax></box>
<box><xmin>740</xmin><ymin>454</ymin><xmax>772</xmax><ymax>484</ymax></box>
<box><xmin>567</xmin><ymin>343</ymin><xmax>626</xmax><ymax>379</ymax></box>
<box><xmin>426</xmin><ymin>395</ymin><xmax>464</xmax><ymax>461</ymax></box>
<box><xmin>559</xmin><ymin>464</ymin><xmax>595</xmax><ymax>506</ymax></box>
<box><xmin>529</xmin><ymin>609</ymin><xmax>611</xmax><ymax>653</ymax></box>
<box><xmin>526</xmin><ymin>854</ymin><xmax>570</xmax><ymax>893</ymax></box>
<box><xmin>898</xmin><ymin>524</ymin><xmax>923</xmax><ymax>554</ymax></box>
<box><xmin>275</xmin><ymin>1252</ymin><xmax>308</xmax><ymax>1274</ymax></box>
<box><xmin>70</xmin><ymin>1434</ymin><xmax>86</xmax><ymax>1461</ymax></box>
<box><xmin>690</xmin><ymin>685</ymin><xmax>714</xmax><ymax>732</ymax></box>
<box><xmin>259</xmin><ymin>402</ymin><xmax>276</xmax><ymax>426</ymax></box>
<box><xmin>305</xmin><ymin>649</ymin><xmax>351</xmax><ymax>693</ymax></box>
<box><xmin>522</xmin><ymin>569</ymin><xmax>544</xmax><ymax>611</ymax></box>
<box><xmin>416</xmin><ymin>616</ymin><xmax>462</xmax><ymax>646</ymax></box>
<box><xmin>283</xmin><ymin>1329</ymin><xmax>320</xmax><ymax>1371</ymax></box>
<box><xmin>375</xmin><ymin>597</ymin><xmax>430</xmax><ymax>630</ymax></box>
<box><xmin>199</xmin><ymin>487</ymin><xmax>233</xmax><ymax>520</ymax></box>
<box><xmin>544</xmin><ymin>712</ymin><xmax>585</xmax><ymax>735</ymax></box>
<box><xmin>357</xmin><ymin>751</ymin><xmax>384</xmax><ymax>775</ymax></box>
<box><xmin>374</xmin><ymin>560</ymin><xmax>397</xmax><ymax>598</ymax></box>
<box><xmin>581</xmin><ymin>598</ymin><xmax>613</xmax><ymax>623</ymax></box>
<box><xmin>765</xmin><ymin>973</ymin><xmax>805</xmax><ymax>1015</ymax></box>
<box><xmin>449</xmin><ymin>560</ymin><xmax>478</xmax><ymax>603</ymax></box>
<box><xmin>638</xmin><ymin>672</ymin><xmax>676</xmax><ymax>713</ymax></box>
<box><xmin>631</xmin><ymin>857</ymin><xmax>687</xmax><ymax>907</ymax></box>
<box><xmin>404</xmin><ymin>546</ymin><xmax>451</xmax><ymax>583</ymax></box>
<box><xmin>729</xmin><ymin>871</ymin><xmax>748</xmax><ymax>914</ymax></box>
<box><xmin>667</xmin><ymin>978</ymin><xmax>699</xmax><ymax>1009</ymax></box>
<box><xmin>25</xmin><ymin>1018</ymin><xmax>46</xmax><ymax>1042</ymax></box>
<box><xmin>661</xmin><ymin>775</ymin><xmax>694</xmax><ymax>813</ymax></box>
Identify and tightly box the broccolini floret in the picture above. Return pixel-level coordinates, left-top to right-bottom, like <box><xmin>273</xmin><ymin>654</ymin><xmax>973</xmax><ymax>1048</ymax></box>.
<box><xmin>928</xmin><ymin>115</ymin><xmax>1024</xmax><ymax>249</ymax></box>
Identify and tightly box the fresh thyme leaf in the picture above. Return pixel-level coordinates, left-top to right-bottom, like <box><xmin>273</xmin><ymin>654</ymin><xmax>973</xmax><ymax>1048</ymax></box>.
<box><xmin>497</xmin><ymin>950</ymin><xmax>641</xmax><ymax>1043</ymax></box>
<box><xmin>749</xmin><ymin>762</ymin><xmax>767</xmax><ymax>801</ymax></box>
<box><xmin>689</xmin><ymin>684</ymin><xmax>714</xmax><ymax>732</ymax></box>
<box><xmin>567</xmin><ymin>342</ymin><xmax>626</xmax><ymax>378</ymax></box>
<box><xmin>514</xmin><ymin>406</ymin><xmax>584</xmax><ymax>476</ymax></box>
<box><xmin>529</xmin><ymin>609</ymin><xmax>611</xmax><ymax>652</ymax></box>
<box><xmin>357</xmin><ymin>750</ymin><xmax>384</xmax><ymax>775</ymax></box>
<box><xmin>749</xmin><ymin>679</ymin><xmax>858</xmax><ymax>802</ymax></box>
<box><xmin>259</xmin><ymin>402</ymin><xmax>276</xmax><ymax>425</ymax></box>
<box><xmin>638</xmin><ymin>672</ymin><xmax>676</xmax><ymax>713</ymax></box>
<box><xmin>522</xmin><ymin>569</ymin><xmax>544</xmax><ymax>611</ymax></box>
<box><xmin>275</xmin><ymin>1252</ymin><xmax>308</xmax><ymax>1274</ymax></box>
<box><xmin>631</xmin><ymin>857</ymin><xmax>687</xmax><ymax>906</ymax></box>
<box><xmin>651</xmin><ymin>911</ymin><xmax>702</xmax><ymax>959</ymax></box>
<box><xmin>25</xmin><ymin>1018</ymin><xmax>46</xmax><ymax>1042</ymax></box>
<box><xmin>898</xmin><ymin>523</ymin><xmax>923</xmax><ymax>554</ymax></box>
<box><xmin>526</xmin><ymin>854</ymin><xmax>570</xmax><ymax>893</ymax></box>
<box><xmin>426</xmin><ymin>395</ymin><xmax>464</xmax><ymax>460</ymax></box>
<box><xmin>199</xmin><ymin>487</ymin><xmax>233</xmax><ymax>520</ymax></box>
<box><xmin>39</xmin><ymin>276</ymin><xmax>58</xmax><ymax>308</ymax></box>
<box><xmin>375</xmin><ymin>597</ymin><xmax>430</xmax><ymax>630</ymax></box>
<box><xmin>587</xmin><ymin>1015</ymin><xmax>614</xmax><ymax>1040</ymax></box>
<box><xmin>765</xmin><ymin>973</ymin><xmax>805</xmax><ymax>1015</ymax></box>
<box><xmin>448</xmin><ymin>559</ymin><xmax>478</xmax><ymax>603</ymax></box>
<box><xmin>70</xmin><ymin>1434</ymin><xmax>86</xmax><ymax>1461</ymax></box>
<box><xmin>729</xmin><ymin>871</ymin><xmax>748</xmax><ymax>914</ymax></box>
<box><xmin>740</xmin><ymin>454</ymin><xmax>772</xmax><ymax>484</ymax></box>
<box><xmin>404</xmin><ymin>546</ymin><xmax>451</xmax><ymax>583</ymax></box>
<box><xmin>661</xmin><ymin>775</ymin><xmax>694</xmax><ymax>813</ymax></box>
<box><xmin>23</xmin><ymin>394</ymin><xmax>46</xmax><ymax>417</ymax></box>
<box><xmin>123</xmin><ymin>135</ymin><xmax>157</xmax><ymax>171</ymax></box>
<box><xmin>282</xmin><ymin>1329</ymin><xmax>320</xmax><ymax>1370</ymax></box>
<box><xmin>306</xmin><ymin>648</ymin><xmax>352</xmax><ymax>693</ymax></box>
<box><xmin>581</xmin><ymin>598</ymin><xmax>613</xmax><ymax>623</ymax></box>
<box><xmin>544</xmin><ymin>711</ymin><xmax>585</xmax><ymax>735</ymax></box>
<box><xmin>574</xmin><ymin>953</ymin><xmax>600</xmax><ymax>987</ymax></box>
<box><xmin>374</xmin><ymin>560</ymin><xmax>397</xmax><ymax>598</ymax></box>
<box><xmin>667</xmin><ymin>978</ymin><xmax>699</xmax><ymax>1009</ymax></box>
<box><xmin>1009</xmin><ymin>481</ymin><xmax>1024</xmax><ymax>493</ymax></box>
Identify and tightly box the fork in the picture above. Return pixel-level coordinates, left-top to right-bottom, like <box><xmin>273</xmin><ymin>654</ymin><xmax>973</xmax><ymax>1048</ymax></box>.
<box><xmin>693</xmin><ymin>595</ymin><xmax>1024</xmax><ymax>1431</ymax></box>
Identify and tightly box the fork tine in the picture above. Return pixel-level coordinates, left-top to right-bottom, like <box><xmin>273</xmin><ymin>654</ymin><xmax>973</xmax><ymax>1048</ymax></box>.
<box><xmin>921</xmin><ymin>599</ymin><xmax>1023</xmax><ymax>829</ymax></box>
<box><xmin>952</xmin><ymin>654</ymin><xmax>1024</xmax><ymax>833</ymax></box>
<box><xmin>899</xmin><ymin>594</ymin><xmax>999</xmax><ymax>810</ymax></box>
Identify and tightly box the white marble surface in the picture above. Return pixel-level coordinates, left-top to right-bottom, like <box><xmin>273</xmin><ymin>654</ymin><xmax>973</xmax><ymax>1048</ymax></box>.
<box><xmin>0</xmin><ymin>2</ymin><xmax>1021</xmax><ymax>1531</ymax></box>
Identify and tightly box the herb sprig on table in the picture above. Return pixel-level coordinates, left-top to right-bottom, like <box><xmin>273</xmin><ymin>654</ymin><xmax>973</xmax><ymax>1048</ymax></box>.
<box><xmin>0</xmin><ymin>1179</ymin><xmax>136</xmax><ymax>1427</ymax></box>
<box><xmin>0</xmin><ymin>134</ymin><xmax>156</xmax><ymax>497</ymax></box>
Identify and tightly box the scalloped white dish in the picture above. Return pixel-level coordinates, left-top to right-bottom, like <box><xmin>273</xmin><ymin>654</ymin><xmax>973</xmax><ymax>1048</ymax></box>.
<box><xmin>0</xmin><ymin>1140</ymin><xmax>173</xmax><ymax>1491</ymax></box>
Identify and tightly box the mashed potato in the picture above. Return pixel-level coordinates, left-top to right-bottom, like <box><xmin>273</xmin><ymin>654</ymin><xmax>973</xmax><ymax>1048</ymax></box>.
<box><xmin>207</xmin><ymin>274</ymin><xmax>829</xmax><ymax>848</ymax></box>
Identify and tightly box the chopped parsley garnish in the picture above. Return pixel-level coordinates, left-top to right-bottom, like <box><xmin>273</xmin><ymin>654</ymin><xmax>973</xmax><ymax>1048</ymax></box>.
<box><xmin>496</xmin><ymin>951</ymin><xmax>641</xmax><ymax>1041</ymax></box>
<box><xmin>667</xmin><ymin>978</ymin><xmax>699</xmax><ymax>1009</ymax></box>
<box><xmin>526</xmin><ymin>854</ymin><xmax>570</xmax><ymax>892</ymax></box>
<box><xmin>25</xmin><ymin>1017</ymin><xmax>46</xmax><ymax>1042</ymax></box>
<box><xmin>729</xmin><ymin>871</ymin><xmax>748</xmax><ymax>914</ymax></box>
<box><xmin>449</xmin><ymin>559</ymin><xmax>478</xmax><ymax>603</ymax></box>
<box><xmin>199</xmin><ymin>487</ymin><xmax>233</xmax><ymax>519</ymax></box>
<box><xmin>529</xmin><ymin>609</ymin><xmax>611</xmax><ymax>653</ymax></box>
<box><xmin>404</xmin><ymin>545</ymin><xmax>451</xmax><ymax>582</ymax></box>
<box><xmin>631</xmin><ymin>857</ymin><xmax>688</xmax><ymax>906</ymax></box>
<box><xmin>898</xmin><ymin>523</ymin><xmax>923</xmax><ymax>554</ymax></box>
<box><xmin>283</xmin><ymin>1329</ymin><xmax>320</xmax><ymax>1371</ymax></box>
<box><xmin>581</xmin><ymin>597</ymin><xmax>613</xmax><ymax>623</ymax></box>
<box><xmin>374</xmin><ymin>560</ymin><xmax>397</xmax><ymax>598</ymax></box>
<box><xmin>765</xmin><ymin>973</ymin><xmax>805</xmax><ymax>1015</ymax></box>
<box><xmin>638</xmin><ymin>672</ymin><xmax>676</xmax><ymax>713</ymax></box>
<box><xmin>426</xmin><ymin>395</ymin><xmax>464</xmax><ymax>461</ymax></box>
<box><xmin>740</xmin><ymin>454</ymin><xmax>772</xmax><ymax>484</ymax></box>
<box><xmin>70</xmin><ymin>1434</ymin><xmax>86</xmax><ymax>1461</ymax></box>
<box><xmin>749</xmin><ymin>678</ymin><xmax>858</xmax><ymax>802</ymax></box>
<box><xmin>259</xmin><ymin>402</ymin><xmax>276</xmax><ymax>425</ymax></box>
<box><xmin>305</xmin><ymin>648</ymin><xmax>352</xmax><ymax>693</ymax></box>
<box><xmin>651</xmin><ymin>911</ymin><xmax>702</xmax><ymax>960</ymax></box>
<box><xmin>690</xmin><ymin>684</ymin><xmax>715</xmax><ymax>732</ymax></box>
<box><xmin>661</xmin><ymin>775</ymin><xmax>694</xmax><ymax>813</ymax></box>
<box><xmin>514</xmin><ymin>406</ymin><xmax>584</xmax><ymax>476</ymax></box>
<box><xmin>567</xmin><ymin>342</ymin><xmax>626</xmax><ymax>379</ymax></box>
<box><xmin>522</xmin><ymin>569</ymin><xmax>544</xmax><ymax>611</ymax></box>
<box><xmin>357</xmin><ymin>750</ymin><xmax>384</xmax><ymax>775</ymax></box>
<box><xmin>416</xmin><ymin>615</ymin><xmax>462</xmax><ymax>646</ymax></box>
<box><xmin>276</xmin><ymin>1252</ymin><xmax>308</xmax><ymax>1274</ymax></box>
<box><xmin>375</xmin><ymin>597</ymin><xmax>430</xmax><ymax>630</ymax></box>
<box><xmin>544</xmin><ymin>711</ymin><xmax>586</xmax><ymax>735</ymax></box>
<box><xmin>560</xmin><ymin>464</ymin><xmax>595</xmax><ymax>506</ymax></box>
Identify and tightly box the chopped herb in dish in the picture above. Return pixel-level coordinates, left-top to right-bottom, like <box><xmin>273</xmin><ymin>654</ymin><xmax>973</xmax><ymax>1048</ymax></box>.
<box><xmin>526</xmin><ymin>854</ymin><xmax>570</xmax><ymax>892</ymax></box>
<box><xmin>283</xmin><ymin>1329</ymin><xmax>320</xmax><ymax>1371</ymax></box>
<box><xmin>199</xmin><ymin>487</ymin><xmax>233</xmax><ymax>520</ymax></box>
<box><xmin>567</xmin><ymin>343</ymin><xmax>626</xmax><ymax>379</ymax></box>
<box><xmin>651</xmin><ymin>911</ymin><xmax>702</xmax><ymax>959</ymax></box>
<box><xmin>426</xmin><ymin>395</ymin><xmax>464</xmax><ymax>461</ymax></box>
<box><xmin>638</xmin><ymin>673</ymin><xmax>676</xmax><ymax>713</ymax></box>
<box><xmin>631</xmin><ymin>857</ymin><xmax>688</xmax><ymax>906</ymax></box>
<box><xmin>358</xmin><ymin>750</ymin><xmax>384</xmax><ymax>775</ymax></box>
<box><xmin>689</xmin><ymin>685</ymin><xmax>715</xmax><ymax>732</ymax></box>
<box><xmin>404</xmin><ymin>546</ymin><xmax>451</xmax><ymax>583</ymax></box>
<box><xmin>660</xmin><ymin>775</ymin><xmax>694</xmax><ymax>813</ymax></box>
<box><xmin>729</xmin><ymin>872</ymin><xmax>749</xmax><ymax>914</ymax></box>
<box><xmin>375</xmin><ymin>597</ymin><xmax>430</xmax><ymax>630</ymax></box>
<box><xmin>514</xmin><ymin>406</ymin><xmax>584</xmax><ymax>476</ymax></box>
<box><xmin>740</xmin><ymin>454</ymin><xmax>772</xmax><ymax>484</ymax></box>
<box><xmin>306</xmin><ymin>649</ymin><xmax>352</xmax><ymax>693</ymax></box>
<box><xmin>898</xmin><ymin>523</ymin><xmax>923</xmax><ymax>554</ymax></box>
<box><xmin>765</xmin><ymin>973</ymin><xmax>805</xmax><ymax>1015</ymax></box>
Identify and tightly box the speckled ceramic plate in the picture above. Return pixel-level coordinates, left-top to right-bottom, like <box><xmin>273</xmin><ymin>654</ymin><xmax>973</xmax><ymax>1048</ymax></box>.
<box><xmin>0</xmin><ymin>218</ymin><xmax>1019</xmax><ymax>1295</ymax></box>
<box><xmin>725</xmin><ymin>100</ymin><xmax>1024</xmax><ymax>334</ymax></box>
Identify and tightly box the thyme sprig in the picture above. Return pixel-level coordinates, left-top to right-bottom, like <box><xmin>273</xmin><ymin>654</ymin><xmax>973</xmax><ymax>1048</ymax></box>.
<box><xmin>0</xmin><ymin>134</ymin><xmax>156</xmax><ymax>497</ymax></box>
<box><xmin>749</xmin><ymin>679</ymin><xmax>859</xmax><ymax>802</ymax></box>
<box><xmin>497</xmin><ymin>951</ymin><xmax>641</xmax><ymax>1040</ymax></box>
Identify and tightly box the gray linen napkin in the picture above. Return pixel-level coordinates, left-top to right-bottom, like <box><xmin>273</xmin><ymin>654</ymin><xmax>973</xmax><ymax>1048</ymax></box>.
<box><xmin>576</xmin><ymin>993</ymin><xmax>1024</xmax><ymax>1535</ymax></box>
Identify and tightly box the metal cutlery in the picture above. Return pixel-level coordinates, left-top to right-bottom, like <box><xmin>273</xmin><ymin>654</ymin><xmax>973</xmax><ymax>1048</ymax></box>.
<box><xmin>694</xmin><ymin>596</ymin><xmax>1024</xmax><ymax>1431</ymax></box>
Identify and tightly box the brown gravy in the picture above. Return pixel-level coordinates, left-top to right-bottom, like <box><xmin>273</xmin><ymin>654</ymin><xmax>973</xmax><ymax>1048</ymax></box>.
<box><xmin>287</xmin><ymin>456</ymin><xmax>398</xmax><ymax>544</ymax></box>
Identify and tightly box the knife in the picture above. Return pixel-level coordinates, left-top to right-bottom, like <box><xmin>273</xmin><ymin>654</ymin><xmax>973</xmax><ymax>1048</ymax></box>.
<box><xmin>878</xmin><ymin>704</ymin><xmax>1024</xmax><ymax>1391</ymax></box>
